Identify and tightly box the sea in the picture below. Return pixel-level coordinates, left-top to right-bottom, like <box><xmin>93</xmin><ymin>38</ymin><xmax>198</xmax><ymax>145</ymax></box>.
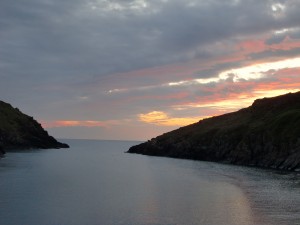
<box><xmin>0</xmin><ymin>139</ymin><xmax>299</xmax><ymax>225</ymax></box>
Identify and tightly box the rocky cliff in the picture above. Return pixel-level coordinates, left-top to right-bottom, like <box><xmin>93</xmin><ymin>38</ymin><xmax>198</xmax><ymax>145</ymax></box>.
<box><xmin>0</xmin><ymin>100</ymin><xmax>69</xmax><ymax>156</ymax></box>
<box><xmin>128</xmin><ymin>92</ymin><xmax>300</xmax><ymax>171</ymax></box>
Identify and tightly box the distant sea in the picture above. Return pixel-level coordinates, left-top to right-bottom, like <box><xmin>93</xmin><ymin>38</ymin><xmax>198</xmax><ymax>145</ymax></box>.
<box><xmin>0</xmin><ymin>139</ymin><xmax>299</xmax><ymax>225</ymax></box>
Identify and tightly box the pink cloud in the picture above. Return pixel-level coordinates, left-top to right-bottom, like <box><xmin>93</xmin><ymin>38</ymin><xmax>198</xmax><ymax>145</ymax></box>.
<box><xmin>41</xmin><ymin>120</ymin><xmax>120</xmax><ymax>128</ymax></box>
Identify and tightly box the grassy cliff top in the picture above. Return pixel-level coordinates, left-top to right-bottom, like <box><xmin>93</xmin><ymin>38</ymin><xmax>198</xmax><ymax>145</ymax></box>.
<box><xmin>128</xmin><ymin>91</ymin><xmax>300</xmax><ymax>171</ymax></box>
<box><xmin>156</xmin><ymin>91</ymin><xmax>300</xmax><ymax>143</ymax></box>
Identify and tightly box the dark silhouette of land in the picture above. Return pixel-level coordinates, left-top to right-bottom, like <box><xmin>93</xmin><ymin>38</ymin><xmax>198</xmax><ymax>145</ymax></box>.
<box><xmin>128</xmin><ymin>91</ymin><xmax>300</xmax><ymax>171</ymax></box>
<box><xmin>0</xmin><ymin>100</ymin><xmax>69</xmax><ymax>157</ymax></box>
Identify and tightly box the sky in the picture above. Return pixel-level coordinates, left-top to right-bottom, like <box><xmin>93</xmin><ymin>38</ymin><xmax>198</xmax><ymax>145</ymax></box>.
<box><xmin>1</xmin><ymin>0</ymin><xmax>300</xmax><ymax>141</ymax></box>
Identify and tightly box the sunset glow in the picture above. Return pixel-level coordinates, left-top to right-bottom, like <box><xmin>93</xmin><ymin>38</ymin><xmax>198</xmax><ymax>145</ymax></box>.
<box><xmin>1</xmin><ymin>0</ymin><xmax>300</xmax><ymax>140</ymax></box>
<box><xmin>139</xmin><ymin>111</ymin><xmax>204</xmax><ymax>126</ymax></box>
<box><xmin>41</xmin><ymin>120</ymin><xmax>120</xmax><ymax>128</ymax></box>
<box><xmin>219</xmin><ymin>57</ymin><xmax>300</xmax><ymax>82</ymax></box>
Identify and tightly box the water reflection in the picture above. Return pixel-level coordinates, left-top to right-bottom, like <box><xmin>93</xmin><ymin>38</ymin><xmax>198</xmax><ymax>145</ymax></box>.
<box><xmin>0</xmin><ymin>140</ymin><xmax>299</xmax><ymax>225</ymax></box>
<box><xmin>128</xmin><ymin>157</ymin><xmax>255</xmax><ymax>225</ymax></box>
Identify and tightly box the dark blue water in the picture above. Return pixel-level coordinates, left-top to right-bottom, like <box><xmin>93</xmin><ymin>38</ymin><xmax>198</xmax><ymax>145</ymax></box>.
<box><xmin>0</xmin><ymin>139</ymin><xmax>299</xmax><ymax>225</ymax></box>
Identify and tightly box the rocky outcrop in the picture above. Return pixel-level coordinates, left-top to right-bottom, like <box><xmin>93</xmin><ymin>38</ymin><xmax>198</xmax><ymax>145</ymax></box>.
<box><xmin>128</xmin><ymin>92</ymin><xmax>300</xmax><ymax>171</ymax></box>
<box><xmin>0</xmin><ymin>100</ymin><xmax>69</xmax><ymax>154</ymax></box>
<box><xmin>0</xmin><ymin>145</ymin><xmax>5</xmax><ymax>157</ymax></box>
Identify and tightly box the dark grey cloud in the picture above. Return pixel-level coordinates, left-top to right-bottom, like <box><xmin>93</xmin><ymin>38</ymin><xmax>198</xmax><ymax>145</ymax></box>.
<box><xmin>1</xmin><ymin>0</ymin><xmax>300</xmax><ymax>78</ymax></box>
<box><xmin>249</xmin><ymin>47</ymin><xmax>300</xmax><ymax>60</ymax></box>
<box><xmin>265</xmin><ymin>27</ymin><xmax>300</xmax><ymax>45</ymax></box>
<box><xmin>265</xmin><ymin>33</ymin><xmax>286</xmax><ymax>45</ymax></box>
<box><xmin>290</xmin><ymin>28</ymin><xmax>300</xmax><ymax>39</ymax></box>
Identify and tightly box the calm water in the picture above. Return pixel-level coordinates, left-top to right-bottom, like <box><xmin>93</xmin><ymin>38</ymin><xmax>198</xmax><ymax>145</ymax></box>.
<box><xmin>0</xmin><ymin>139</ymin><xmax>299</xmax><ymax>225</ymax></box>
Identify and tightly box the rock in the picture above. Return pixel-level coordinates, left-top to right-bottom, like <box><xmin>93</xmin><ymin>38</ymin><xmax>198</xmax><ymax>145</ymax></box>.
<box><xmin>128</xmin><ymin>91</ymin><xmax>300</xmax><ymax>171</ymax></box>
<box><xmin>0</xmin><ymin>145</ymin><xmax>5</xmax><ymax>157</ymax></box>
<box><xmin>0</xmin><ymin>100</ymin><xmax>69</xmax><ymax>152</ymax></box>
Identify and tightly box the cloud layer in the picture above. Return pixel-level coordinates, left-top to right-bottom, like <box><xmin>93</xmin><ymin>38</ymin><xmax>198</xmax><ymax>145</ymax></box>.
<box><xmin>1</xmin><ymin>0</ymin><xmax>300</xmax><ymax>140</ymax></box>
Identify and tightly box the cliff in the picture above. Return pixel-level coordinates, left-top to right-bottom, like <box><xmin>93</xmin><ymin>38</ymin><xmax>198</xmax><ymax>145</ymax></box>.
<box><xmin>0</xmin><ymin>100</ymin><xmax>69</xmax><ymax>156</ymax></box>
<box><xmin>128</xmin><ymin>91</ymin><xmax>300</xmax><ymax>171</ymax></box>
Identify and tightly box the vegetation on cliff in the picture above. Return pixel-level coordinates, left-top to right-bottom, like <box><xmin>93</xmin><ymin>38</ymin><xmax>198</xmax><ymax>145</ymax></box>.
<box><xmin>128</xmin><ymin>91</ymin><xmax>300</xmax><ymax>171</ymax></box>
<box><xmin>0</xmin><ymin>100</ymin><xmax>69</xmax><ymax>155</ymax></box>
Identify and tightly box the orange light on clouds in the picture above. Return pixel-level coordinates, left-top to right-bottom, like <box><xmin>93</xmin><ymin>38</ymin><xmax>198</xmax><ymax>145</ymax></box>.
<box><xmin>219</xmin><ymin>57</ymin><xmax>300</xmax><ymax>82</ymax></box>
<box><xmin>41</xmin><ymin>120</ymin><xmax>120</xmax><ymax>128</ymax></box>
<box><xmin>107</xmin><ymin>57</ymin><xmax>300</xmax><ymax>95</ymax></box>
<box><xmin>237</xmin><ymin>35</ymin><xmax>300</xmax><ymax>56</ymax></box>
<box><xmin>139</xmin><ymin>111</ymin><xmax>204</xmax><ymax>126</ymax></box>
<box><xmin>42</xmin><ymin>37</ymin><xmax>300</xmax><ymax>132</ymax></box>
<box><xmin>170</xmin><ymin>87</ymin><xmax>300</xmax><ymax>119</ymax></box>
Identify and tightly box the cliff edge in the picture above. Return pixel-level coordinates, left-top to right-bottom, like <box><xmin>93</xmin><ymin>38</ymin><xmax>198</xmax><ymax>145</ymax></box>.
<box><xmin>128</xmin><ymin>92</ymin><xmax>300</xmax><ymax>171</ymax></box>
<box><xmin>0</xmin><ymin>100</ymin><xmax>69</xmax><ymax>156</ymax></box>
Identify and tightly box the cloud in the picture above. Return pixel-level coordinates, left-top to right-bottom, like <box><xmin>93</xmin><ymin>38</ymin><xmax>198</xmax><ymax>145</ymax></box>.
<box><xmin>265</xmin><ymin>27</ymin><xmax>300</xmax><ymax>45</ymax></box>
<box><xmin>219</xmin><ymin>57</ymin><xmax>300</xmax><ymax>81</ymax></box>
<box><xmin>107</xmin><ymin>57</ymin><xmax>300</xmax><ymax>95</ymax></box>
<box><xmin>139</xmin><ymin>111</ymin><xmax>203</xmax><ymax>126</ymax></box>
<box><xmin>1</xmin><ymin>0</ymin><xmax>300</xmax><ymax>140</ymax></box>
<box><xmin>2</xmin><ymin>0</ymin><xmax>300</xmax><ymax>82</ymax></box>
<box><xmin>41</xmin><ymin>120</ymin><xmax>120</xmax><ymax>128</ymax></box>
<box><xmin>171</xmin><ymin>67</ymin><xmax>300</xmax><ymax>111</ymax></box>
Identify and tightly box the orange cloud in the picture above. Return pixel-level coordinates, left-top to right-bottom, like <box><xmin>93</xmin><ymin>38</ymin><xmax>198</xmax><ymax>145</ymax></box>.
<box><xmin>139</xmin><ymin>111</ymin><xmax>204</xmax><ymax>126</ymax></box>
<box><xmin>168</xmin><ymin>67</ymin><xmax>300</xmax><ymax>115</ymax></box>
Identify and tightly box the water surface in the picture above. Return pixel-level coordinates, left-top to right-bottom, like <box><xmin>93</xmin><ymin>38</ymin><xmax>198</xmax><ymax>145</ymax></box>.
<box><xmin>0</xmin><ymin>139</ymin><xmax>299</xmax><ymax>225</ymax></box>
